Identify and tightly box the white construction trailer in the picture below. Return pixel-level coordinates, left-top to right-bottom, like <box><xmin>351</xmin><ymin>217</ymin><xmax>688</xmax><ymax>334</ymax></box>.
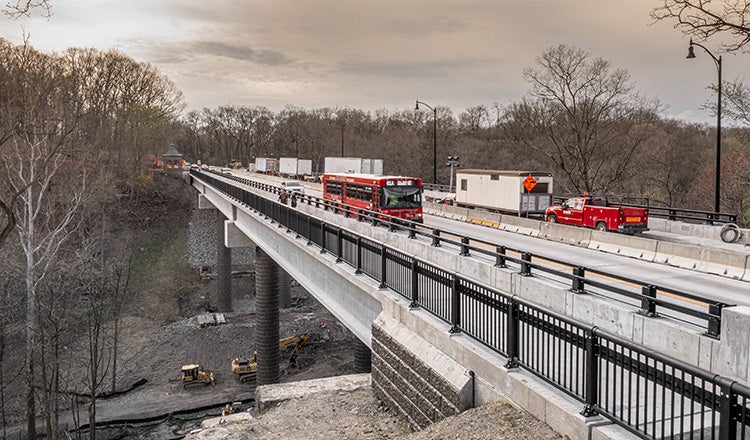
<box><xmin>279</xmin><ymin>158</ymin><xmax>313</xmax><ymax>177</ymax></box>
<box><xmin>255</xmin><ymin>157</ymin><xmax>278</xmax><ymax>174</ymax></box>
<box><xmin>454</xmin><ymin>170</ymin><xmax>554</xmax><ymax>216</ymax></box>
<box><xmin>324</xmin><ymin>157</ymin><xmax>383</xmax><ymax>174</ymax></box>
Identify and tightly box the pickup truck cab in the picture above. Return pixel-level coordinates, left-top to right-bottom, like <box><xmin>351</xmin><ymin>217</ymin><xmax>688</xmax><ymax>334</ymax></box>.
<box><xmin>545</xmin><ymin>197</ymin><xmax>648</xmax><ymax>234</ymax></box>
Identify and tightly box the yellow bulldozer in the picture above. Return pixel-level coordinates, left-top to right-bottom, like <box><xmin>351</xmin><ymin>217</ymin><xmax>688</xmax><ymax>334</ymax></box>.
<box><xmin>231</xmin><ymin>334</ymin><xmax>309</xmax><ymax>382</ymax></box>
<box><xmin>180</xmin><ymin>364</ymin><xmax>215</xmax><ymax>388</ymax></box>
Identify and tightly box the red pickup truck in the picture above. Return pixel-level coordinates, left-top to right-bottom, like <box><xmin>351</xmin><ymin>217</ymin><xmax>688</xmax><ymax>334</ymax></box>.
<box><xmin>545</xmin><ymin>197</ymin><xmax>649</xmax><ymax>234</ymax></box>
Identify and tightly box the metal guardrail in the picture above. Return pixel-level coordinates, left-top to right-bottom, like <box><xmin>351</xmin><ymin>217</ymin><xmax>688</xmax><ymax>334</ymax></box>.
<box><xmin>193</xmin><ymin>169</ymin><xmax>750</xmax><ymax>438</ymax></box>
<box><xmin>201</xmin><ymin>170</ymin><xmax>731</xmax><ymax>338</ymax></box>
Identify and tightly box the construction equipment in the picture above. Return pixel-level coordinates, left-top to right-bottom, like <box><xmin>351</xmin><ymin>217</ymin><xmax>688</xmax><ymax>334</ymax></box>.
<box><xmin>228</xmin><ymin>159</ymin><xmax>243</xmax><ymax>169</ymax></box>
<box><xmin>180</xmin><ymin>364</ymin><xmax>215</xmax><ymax>388</ymax></box>
<box><xmin>231</xmin><ymin>334</ymin><xmax>309</xmax><ymax>382</ymax></box>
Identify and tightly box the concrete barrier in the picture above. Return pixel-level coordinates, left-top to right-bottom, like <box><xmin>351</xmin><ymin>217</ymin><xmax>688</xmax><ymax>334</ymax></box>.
<box><xmin>587</xmin><ymin>230</ymin><xmax>658</xmax><ymax>261</ymax></box>
<box><xmin>466</xmin><ymin>209</ymin><xmax>501</xmax><ymax>228</ymax></box>
<box><xmin>498</xmin><ymin>215</ymin><xmax>541</xmax><ymax>237</ymax></box>
<box><xmin>539</xmin><ymin>222</ymin><xmax>592</xmax><ymax>247</ymax></box>
<box><xmin>654</xmin><ymin>241</ymin><xmax>748</xmax><ymax>280</ymax></box>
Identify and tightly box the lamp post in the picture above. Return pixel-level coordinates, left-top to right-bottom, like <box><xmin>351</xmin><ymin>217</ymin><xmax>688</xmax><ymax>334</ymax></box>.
<box><xmin>330</xmin><ymin>114</ymin><xmax>346</xmax><ymax>157</ymax></box>
<box><xmin>686</xmin><ymin>38</ymin><xmax>722</xmax><ymax>214</ymax></box>
<box><xmin>415</xmin><ymin>100</ymin><xmax>437</xmax><ymax>184</ymax></box>
<box><xmin>446</xmin><ymin>155</ymin><xmax>459</xmax><ymax>193</ymax></box>
<box><xmin>339</xmin><ymin>123</ymin><xmax>345</xmax><ymax>157</ymax></box>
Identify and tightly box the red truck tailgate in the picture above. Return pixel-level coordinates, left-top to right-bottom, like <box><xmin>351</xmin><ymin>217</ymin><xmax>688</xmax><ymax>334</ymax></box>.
<box><xmin>620</xmin><ymin>206</ymin><xmax>648</xmax><ymax>224</ymax></box>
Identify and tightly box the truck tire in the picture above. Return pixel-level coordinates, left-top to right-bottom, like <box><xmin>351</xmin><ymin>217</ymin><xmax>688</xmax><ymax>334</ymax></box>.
<box><xmin>595</xmin><ymin>222</ymin><xmax>608</xmax><ymax>232</ymax></box>
<box><xmin>547</xmin><ymin>215</ymin><xmax>557</xmax><ymax>223</ymax></box>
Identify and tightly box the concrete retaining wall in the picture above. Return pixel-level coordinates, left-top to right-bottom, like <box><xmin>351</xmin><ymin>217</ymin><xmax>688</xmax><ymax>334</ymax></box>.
<box><xmin>371</xmin><ymin>314</ymin><xmax>471</xmax><ymax>430</ymax></box>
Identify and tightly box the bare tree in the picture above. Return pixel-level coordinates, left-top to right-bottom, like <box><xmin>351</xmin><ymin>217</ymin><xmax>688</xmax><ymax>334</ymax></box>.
<box><xmin>651</xmin><ymin>0</ymin><xmax>750</xmax><ymax>52</ymax></box>
<box><xmin>2</xmin><ymin>0</ymin><xmax>52</xmax><ymax>18</ymax></box>
<box><xmin>0</xmin><ymin>38</ymin><xmax>88</xmax><ymax>439</ymax></box>
<box><xmin>503</xmin><ymin>44</ymin><xmax>661</xmax><ymax>194</ymax></box>
<box><xmin>718</xmin><ymin>78</ymin><xmax>750</xmax><ymax>125</ymax></box>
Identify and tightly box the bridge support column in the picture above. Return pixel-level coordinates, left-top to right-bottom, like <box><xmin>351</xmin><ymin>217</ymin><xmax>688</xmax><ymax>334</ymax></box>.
<box><xmin>354</xmin><ymin>338</ymin><xmax>372</xmax><ymax>373</ymax></box>
<box><xmin>278</xmin><ymin>269</ymin><xmax>292</xmax><ymax>309</ymax></box>
<box><xmin>216</xmin><ymin>211</ymin><xmax>232</xmax><ymax>313</ymax></box>
<box><xmin>256</xmin><ymin>248</ymin><xmax>280</xmax><ymax>385</ymax></box>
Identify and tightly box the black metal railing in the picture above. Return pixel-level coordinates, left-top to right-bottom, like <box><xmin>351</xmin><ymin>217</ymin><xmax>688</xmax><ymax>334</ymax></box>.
<box><xmin>193</xmin><ymin>169</ymin><xmax>750</xmax><ymax>438</ymax></box>
<box><xmin>197</xmin><ymin>169</ymin><xmax>732</xmax><ymax>339</ymax></box>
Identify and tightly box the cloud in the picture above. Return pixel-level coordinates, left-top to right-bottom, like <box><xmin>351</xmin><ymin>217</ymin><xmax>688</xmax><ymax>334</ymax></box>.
<box><xmin>188</xmin><ymin>41</ymin><xmax>295</xmax><ymax>66</ymax></box>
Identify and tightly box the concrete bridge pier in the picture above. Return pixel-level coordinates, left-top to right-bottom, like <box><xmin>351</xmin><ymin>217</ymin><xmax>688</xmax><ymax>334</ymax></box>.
<box><xmin>216</xmin><ymin>210</ymin><xmax>233</xmax><ymax>313</ymax></box>
<box><xmin>278</xmin><ymin>269</ymin><xmax>292</xmax><ymax>309</ymax></box>
<box><xmin>256</xmin><ymin>247</ymin><xmax>281</xmax><ymax>385</ymax></box>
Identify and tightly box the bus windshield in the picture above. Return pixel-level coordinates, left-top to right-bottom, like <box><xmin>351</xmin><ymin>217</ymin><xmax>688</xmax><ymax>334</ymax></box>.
<box><xmin>380</xmin><ymin>186</ymin><xmax>422</xmax><ymax>209</ymax></box>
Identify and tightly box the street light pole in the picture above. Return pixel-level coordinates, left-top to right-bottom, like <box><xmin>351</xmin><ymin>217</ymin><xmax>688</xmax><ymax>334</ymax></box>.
<box><xmin>446</xmin><ymin>156</ymin><xmax>459</xmax><ymax>193</ymax></box>
<box><xmin>340</xmin><ymin>124</ymin><xmax>345</xmax><ymax>157</ymax></box>
<box><xmin>415</xmin><ymin>100</ymin><xmax>437</xmax><ymax>184</ymax></box>
<box><xmin>686</xmin><ymin>38</ymin><xmax>722</xmax><ymax>214</ymax></box>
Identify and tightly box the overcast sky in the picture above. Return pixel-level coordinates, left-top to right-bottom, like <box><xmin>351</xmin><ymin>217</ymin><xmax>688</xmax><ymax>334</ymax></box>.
<box><xmin>3</xmin><ymin>0</ymin><xmax>749</xmax><ymax>124</ymax></box>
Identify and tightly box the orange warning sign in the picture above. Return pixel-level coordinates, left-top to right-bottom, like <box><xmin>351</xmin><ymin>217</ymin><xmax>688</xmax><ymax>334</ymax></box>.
<box><xmin>523</xmin><ymin>175</ymin><xmax>537</xmax><ymax>192</ymax></box>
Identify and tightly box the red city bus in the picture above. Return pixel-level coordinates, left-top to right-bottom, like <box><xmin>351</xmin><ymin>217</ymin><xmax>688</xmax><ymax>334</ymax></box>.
<box><xmin>322</xmin><ymin>173</ymin><xmax>423</xmax><ymax>222</ymax></box>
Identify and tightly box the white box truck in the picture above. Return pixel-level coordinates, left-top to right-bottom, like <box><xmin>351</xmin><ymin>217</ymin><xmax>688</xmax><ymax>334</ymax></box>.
<box><xmin>324</xmin><ymin>157</ymin><xmax>384</xmax><ymax>174</ymax></box>
<box><xmin>255</xmin><ymin>157</ymin><xmax>278</xmax><ymax>174</ymax></box>
<box><xmin>455</xmin><ymin>170</ymin><xmax>553</xmax><ymax>216</ymax></box>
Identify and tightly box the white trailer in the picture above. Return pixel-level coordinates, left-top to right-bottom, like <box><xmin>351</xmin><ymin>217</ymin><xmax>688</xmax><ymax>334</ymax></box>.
<box><xmin>255</xmin><ymin>157</ymin><xmax>278</xmax><ymax>174</ymax></box>
<box><xmin>279</xmin><ymin>158</ymin><xmax>298</xmax><ymax>176</ymax></box>
<box><xmin>280</xmin><ymin>158</ymin><xmax>313</xmax><ymax>177</ymax></box>
<box><xmin>360</xmin><ymin>159</ymin><xmax>383</xmax><ymax>174</ymax></box>
<box><xmin>324</xmin><ymin>157</ymin><xmax>384</xmax><ymax>174</ymax></box>
<box><xmin>297</xmin><ymin>159</ymin><xmax>312</xmax><ymax>176</ymax></box>
<box><xmin>455</xmin><ymin>170</ymin><xmax>553</xmax><ymax>216</ymax></box>
<box><xmin>324</xmin><ymin>157</ymin><xmax>365</xmax><ymax>174</ymax></box>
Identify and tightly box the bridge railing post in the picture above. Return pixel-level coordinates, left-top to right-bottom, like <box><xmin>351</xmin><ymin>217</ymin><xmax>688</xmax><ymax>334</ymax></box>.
<box><xmin>336</xmin><ymin>228</ymin><xmax>343</xmax><ymax>263</ymax></box>
<box><xmin>408</xmin><ymin>223</ymin><xmax>416</xmax><ymax>239</ymax></box>
<box><xmin>410</xmin><ymin>259</ymin><xmax>419</xmax><ymax>308</ymax></box>
<box><xmin>718</xmin><ymin>378</ymin><xmax>739</xmax><ymax>440</ymax></box>
<box><xmin>431</xmin><ymin>229</ymin><xmax>441</xmax><ymax>247</ymax></box>
<box><xmin>495</xmin><ymin>246</ymin><xmax>506</xmax><ymax>267</ymax></box>
<box><xmin>379</xmin><ymin>246</ymin><xmax>387</xmax><ymax>289</ymax></box>
<box><xmin>706</xmin><ymin>303</ymin><xmax>725</xmax><ymax>339</ymax></box>
<box><xmin>306</xmin><ymin>217</ymin><xmax>312</xmax><ymax>245</ymax></box>
<box><xmin>520</xmin><ymin>252</ymin><xmax>532</xmax><ymax>276</ymax></box>
<box><xmin>460</xmin><ymin>237</ymin><xmax>470</xmax><ymax>256</ymax></box>
<box><xmin>639</xmin><ymin>285</ymin><xmax>657</xmax><ymax>317</ymax></box>
<box><xmin>572</xmin><ymin>266</ymin><xmax>585</xmax><ymax>293</ymax></box>
<box><xmin>504</xmin><ymin>299</ymin><xmax>519</xmax><ymax>369</ymax></box>
<box><xmin>580</xmin><ymin>328</ymin><xmax>600</xmax><ymax>417</ymax></box>
<box><xmin>449</xmin><ymin>275</ymin><xmax>460</xmax><ymax>333</ymax></box>
<box><xmin>355</xmin><ymin>236</ymin><xmax>363</xmax><ymax>274</ymax></box>
<box><xmin>320</xmin><ymin>222</ymin><xmax>327</xmax><ymax>254</ymax></box>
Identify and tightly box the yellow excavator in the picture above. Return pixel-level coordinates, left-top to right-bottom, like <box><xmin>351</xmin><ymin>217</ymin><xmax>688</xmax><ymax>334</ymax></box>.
<box><xmin>231</xmin><ymin>334</ymin><xmax>309</xmax><ymax>382</ymax></box>
<box><xmin>180</xmin><ymin>364</ymin><xmax>215</xmax><ymax>388</ymax></box>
